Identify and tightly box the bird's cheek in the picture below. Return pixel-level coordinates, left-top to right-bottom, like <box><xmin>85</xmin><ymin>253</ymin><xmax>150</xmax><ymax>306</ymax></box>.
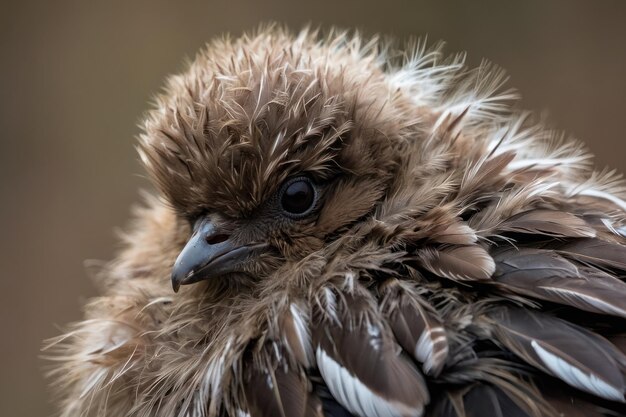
<box><xmin>244</xmin><ymin>250</ymin><xmax>282</xmax><ymax>277</ymax></box>
<box><xmin>273</xmin><ymin>236</ymin><xmax>324</xmax><ymax>260</ymax></box>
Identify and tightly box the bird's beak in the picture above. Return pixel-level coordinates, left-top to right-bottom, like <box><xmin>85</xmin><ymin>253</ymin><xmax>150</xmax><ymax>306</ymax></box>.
<box><xmin>171</xmin><ymin>217</ymin><xmax>267</xmax><ymax>292</ymax></box>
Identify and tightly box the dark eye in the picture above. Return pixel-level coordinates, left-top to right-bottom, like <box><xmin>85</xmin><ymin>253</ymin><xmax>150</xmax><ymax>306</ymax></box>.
<box><xmin>279</xmin><ymin>177</ymin><xmax>317</xmax><ymax>217</ymax></box>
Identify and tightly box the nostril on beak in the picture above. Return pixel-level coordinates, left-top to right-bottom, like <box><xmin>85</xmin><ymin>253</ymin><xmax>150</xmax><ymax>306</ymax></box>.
<box><xmin>205</xmin><ymin>234</ymin><xmax>229</xmax><ymax>245</ymax></box>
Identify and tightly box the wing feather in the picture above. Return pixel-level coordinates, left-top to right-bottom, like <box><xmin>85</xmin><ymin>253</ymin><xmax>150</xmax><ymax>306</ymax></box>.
<box><xmin>486</xmin><ymin>307</ymin><xmax>626</xmax><ymax>402</ymax></box>
<box><xmin>314</xmin><ymin>289</ymin><xmax>429</xmax><ymax>417</ymax></box>
<box><xmin>430</xmin><ymin>220</ymin><xmax>478</xmax><ymax>245</ymax></box>
<box><xmin>243</xmin><ymin>362</ymin><xmax>323</xmax><ymax>417</ymax></box>
<box><xmin>551</xmin><ymin>238</ymin><xmax>626</xmax><ymax>270</ymax></box>
<box><xmin>281</xmin><ymin>302</ymin><xmax>315</xmax><ymax>368</ymax></box>
<box><xmin>496</xmin><ymin>209</ymin><xmax>596</xmax><ymax>238</ymax></box>
<box><xmin>417</xmin><ymin>245</ymin><xmax>495</xmax><ymax>282</ymax></box>
<box><xmin>427</xmin><ymin>384</ymin><xmax>534</xmax><ymax>417</ymax></box>
<box><xmin>492</xmin><ymin>248</ymin><xmax>626</xmax><ymax>318</ymax></box>
<box><xmin>380</xmin><ymin>280</ymin><xmax>449</xmax><ymax>376</ymax></box>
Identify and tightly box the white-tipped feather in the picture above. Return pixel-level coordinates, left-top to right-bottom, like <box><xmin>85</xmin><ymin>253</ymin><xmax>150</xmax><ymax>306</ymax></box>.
<box><xmin>541</xmin><ymin>287</ymin><xmax>626</xmax><ymax>318</ymax></box>
<box><xmin>287</xmin><ymin>303</ymin><xmax>315</xmax><ymax>367</ymax></box>
<box><xmin>388</xmin><ymin>41</ymin><xmax>465</xmax><ymax>108</ymax></box>
<box><xmin>577</xmin><ymin>188</ymin><xmax>626</xmax><ymax>211</ymax></box>
<box><xmin>316</xmin><ymin>347</ymin><xmax>424</xmax><ymax>417</ymax></box>
<box><xmin>531</xmin><ymin>340</ymin><xmax>624</xmax><ymax>401</ymax></box>
<box><xmin>507</xmin><ymin>156</ymin><xmax>588</xmax><ymax>171</ymax></box>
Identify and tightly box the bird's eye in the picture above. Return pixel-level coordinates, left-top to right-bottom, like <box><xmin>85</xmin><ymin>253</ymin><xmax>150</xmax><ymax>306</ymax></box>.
<box><xmin>279</xmin><ymin>177</ymin><xmax>317</xmax><ymax>218</ymax></box>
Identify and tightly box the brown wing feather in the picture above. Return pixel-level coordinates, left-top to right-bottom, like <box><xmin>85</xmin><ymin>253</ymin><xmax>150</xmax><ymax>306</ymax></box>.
<box><xmin>243</xmin><ymin>361</ymin><xmax>323</xmax><ymax>417</ymax></box>
<box><xmin>427</xmin><ymin>384</ymin><xmax>535</xmax><ymax>417</ymax></box>
<box><xmin>281</xmin><ymin>302</ymin><xmax>315</xmax><ymax>368</ymax></box>
<box><xmin>491</xmin><ymin>247</ymin><xmax>626</xmax><ymax>318</ymax></box>
<box><xmin>497</xmin><ymin>209</ymin><xmax>597</xmax><ymax>238</ymax></box>
<box><xmin>550</xmin><ymin>238</ymin><xmax>626</xmax><ymax>270</ymax></box>
<box><xmin>313</xmin><ymin>287</ymin><xmax>430</xmax><ymax>417</ymax></box>
<box><xmin>485</xmin><ymin>306</ymin><xmax>626</xmax><ymax>402</ymax></box>
<box><xmin>429</xmin><ymin>220</ymin><xmax>478</xmax><ymax>245</ymax></box>
<box><xmin>380</xmin><ymin>279</ymin><xmax>449</xmax><ymax>376</ymax></box>
<box><xmin>538</xmin><ymin>382</ymin><xmax>619</xmax><ymax>417</ymax></box>
<box><xmin>417</xmin><ymin>245</ymin><xmax>495</xmax><ymax>282</ymax></box>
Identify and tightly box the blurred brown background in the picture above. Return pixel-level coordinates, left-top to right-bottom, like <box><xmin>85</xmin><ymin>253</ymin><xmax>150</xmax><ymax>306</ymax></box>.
<box><xmin>1</xmin><ymin>1</ymin><xmax>625</xmax><ymax>415</ymax></box>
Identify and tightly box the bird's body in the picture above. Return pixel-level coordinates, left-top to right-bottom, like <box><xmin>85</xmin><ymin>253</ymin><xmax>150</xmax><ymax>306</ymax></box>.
<box><xmin>47</xmin><ymin>27</ymin><xmax>626</xmax><ymax>417</ymax></box>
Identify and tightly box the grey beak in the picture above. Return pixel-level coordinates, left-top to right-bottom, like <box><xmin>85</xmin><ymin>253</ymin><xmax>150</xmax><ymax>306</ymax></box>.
<box><xmin>170</xmin><ymin>218</ymin><xmax>267</xmax><ymax>292</ymax></box>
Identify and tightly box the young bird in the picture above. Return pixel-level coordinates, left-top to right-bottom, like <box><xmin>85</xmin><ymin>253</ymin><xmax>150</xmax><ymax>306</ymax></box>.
<box><xmin>46</xmin><ymin>26</ymin><xmax>626</xmax><ymax>417</ymax></box>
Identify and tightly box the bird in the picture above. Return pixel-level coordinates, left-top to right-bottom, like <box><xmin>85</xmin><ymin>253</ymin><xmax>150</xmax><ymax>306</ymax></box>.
<box><xmin>45</xmin><ymin>26</ymin><xmax>626</xmax><ymax>417</ymax></box>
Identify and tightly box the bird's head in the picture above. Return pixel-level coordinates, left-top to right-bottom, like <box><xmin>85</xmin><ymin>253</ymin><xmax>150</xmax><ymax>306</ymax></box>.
<box><xmin>138</xmin><ymin>29</ymin><xmax>416</xmax><ymax>293</ymax></box>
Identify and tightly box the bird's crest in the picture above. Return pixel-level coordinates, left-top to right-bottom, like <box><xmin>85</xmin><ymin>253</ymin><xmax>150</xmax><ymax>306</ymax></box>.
<box><xmin>138</xmin><ymin>27</ymin><xmax>403</xmax><ymax>219</ymax></box>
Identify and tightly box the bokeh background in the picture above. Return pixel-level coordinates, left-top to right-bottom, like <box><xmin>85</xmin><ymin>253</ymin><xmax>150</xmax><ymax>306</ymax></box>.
<box><xmin>2</xmin><ymin>1</ymin><xmax>625</xmax><ymax>415</ymax></box>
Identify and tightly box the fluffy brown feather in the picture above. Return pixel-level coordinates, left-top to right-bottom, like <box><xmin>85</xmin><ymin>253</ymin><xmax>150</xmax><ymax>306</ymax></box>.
<box><xmin>45</xmin><ymin>25</ymin><xmax>626</xmax><ymax>417</ymax></box>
